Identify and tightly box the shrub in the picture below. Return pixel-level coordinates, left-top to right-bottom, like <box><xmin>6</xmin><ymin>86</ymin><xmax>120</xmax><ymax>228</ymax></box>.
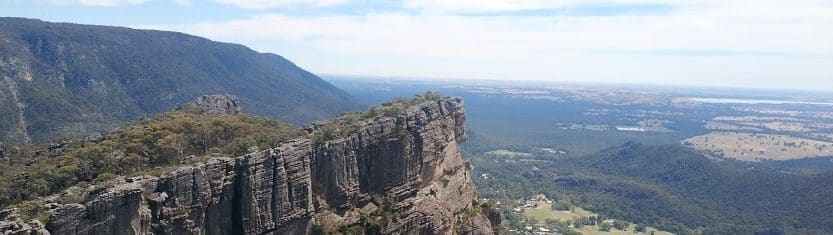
<box><xmin>311</xmin><ymin>92</ymin><xmax>447</xmax><ymax>147</ymax></box>
<box><xmin>16</xmin><ymin>200</ymin><xmax>51</xmax><ymax>223</ymax></box>
<box><xmin>613</xmin><ymin>220</ymin><xmax>630</xmax><ymax>230</ymax></box>
<box><xmin>600</xmin><ymin>223</ymin><xmax>612</xmax><ymax>231</ymax></box>
<box><xmin>0</xmin><ymin>111</ymin><xmax>300</xmax><ymax>209</ymax></box>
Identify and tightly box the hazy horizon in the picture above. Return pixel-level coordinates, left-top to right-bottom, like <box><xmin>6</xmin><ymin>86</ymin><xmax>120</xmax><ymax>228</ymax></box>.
<box><xmin>3</xmin><ymin>0</ymin><xmax>832</xmax><ymax>91</ymax></box>
<box><xmin>324</xmin><ymin>73</ymin><xmax>833</xmax><ymax>95</ymax></box>
<box><xmin>1</xmin><ymin>4</ymin><xmax>832</xmax><ymax>234</ymax></box>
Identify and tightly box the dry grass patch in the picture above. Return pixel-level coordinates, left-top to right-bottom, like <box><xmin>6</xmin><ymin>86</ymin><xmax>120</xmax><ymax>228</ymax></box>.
<box><xmin>574</xmin><ymin>225</ymin><xmax>673</xmax><ymax>235</ymax></box>
<box><xmin>714</xmin><ymin>116</ymin><xmax>805</xmax><ymax>122</ymax></box>
<box><xmin>705</xmin><ymin>122</ymin><xmax>762</xmax><ymax>131</ymax></box>
<box><xmin>760</xmin><ymin>122</ymin><xmax>818</xmax><ymax>132</ymax></box>
<box><xmin>485</xmin><ymin>150</ymin><xmax>532</xmax><ymax>158</ymax></box>
<box><xmin>683</xmin><ymin>132</ymin><xmax>833</xmax><ymax>161</ymax></box>
<box><xmin>523</xmin><ymin>204</ymin><xmax>595</xmax><ymax>223</ymax></box>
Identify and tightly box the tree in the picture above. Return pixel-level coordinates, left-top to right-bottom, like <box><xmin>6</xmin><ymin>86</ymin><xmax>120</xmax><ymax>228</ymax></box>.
<box><xmin>574</xmin><ymin>217</ymin><xmax>591</xmax><ymax>227</ymax></box>
<box><xmin>613</xmin><ymin>220</ymin><xmax>630</xmax><ymax>230</ymax></box>
<box><xmin>600</xmin><ymin>223</ymin><xmax>612</xmax><ymax>232</ymax></box>
<box><xmin>636</xmin><ymin>223</ymin><xmax>647</xmax><ymax>232</ymax></box>
<box><xmin>553</xmin><ymin>198</ymin><xmax>572</xmax><ymax>211</ymax></box>
<box><xmin>122</xmin><ymin>154</ymin><xmax>144</xmax><ymax>172</ymax></box>
<box><xmin>545</xmin><ymin>219</ymin><xmax>563</xmax><ymax>229</ymax></box>
<box><xmin>527</xmin><ymin>217</ymin><xmax>540</xmax><ymax>226</ymax></box>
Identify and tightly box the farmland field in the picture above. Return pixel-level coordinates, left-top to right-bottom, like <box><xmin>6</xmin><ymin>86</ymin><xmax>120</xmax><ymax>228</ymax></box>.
<box><xmin>523</xmin><ymin>204</ymin><xmax>595</xmax><ymax>222</ymax></box>
<box><xmin>683</xmin><ymin>132</ymin><xmax>833</xmax><ymax>161</ymax></box>
<box><xmin>521</xmin><ymin>203</ymin><xmax>672</xmax><ymax>235</ymax></box>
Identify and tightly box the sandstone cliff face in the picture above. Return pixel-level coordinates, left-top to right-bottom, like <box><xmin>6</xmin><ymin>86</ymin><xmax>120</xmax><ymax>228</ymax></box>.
<box><xmin>310</xmin><ymin>97</ymin><xmax>482</xmax><ymax>234</ymax></box>
<box><xmin>1</xmin><ymin>97</ymin><xmax>494</xmax><ymax>235</ymax></box>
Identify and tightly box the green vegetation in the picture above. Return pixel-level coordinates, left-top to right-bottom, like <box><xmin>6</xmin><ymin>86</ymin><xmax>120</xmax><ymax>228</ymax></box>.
<box><xmin>16</xmin><ymin>199</ymin><xmax>51</xmax><ymax>223</ymax></box>
<box><xmin>334</xmin><ymin>78</ymin><xmax>833</xmax><ymax>234</ymax></box>
<box><xmin>524</xmin><ymin>204</ymin><xmax>595</xmax><ymax>223</ymax></box>
<box><xmin>484</xmin><ymin>150</ymin><xmax>531</xmax><ymax>158</ymax></box>
<box><xmin>474</xmin><ymin>143</ymin><xmax>833</xmax><ymax>234</ymax></box>
<box><xmin>510</xmin><ymin>201</ymin><xmax>671</xmax><ymax>235</ymax></box>
<box><xmin>312</xmin><ymin>196</ymin><xmax>409</xmax><ymax>234</ymax></box>
<box><xmin>0</xmin><ymin>92</ymin><xmax>449</xmax><ymax>222</ymax></box>
<box><xmin>612</xmin><ymin>220</ymin><xmax>629</xmax><ymax>230</ymax></box>
<box><xmin>599</xmin><ymin>222</ymin><xmax>611</xmax><ymax>232</ymax></box>
<box><xmin>0</xmin><ymin>17</ymin><xmax>355</xmax><ymax>144</ymax></box>
<box><xmin>636</xmin><ymin>223</ymin><xmax>647</xmax><ymax>232</ymax></box>
<box><xmin>314</xmin><ymin>212</ymin><xmax>369</xmax><ymax>235</ymax></box>
<box><xmin>0</xmin><ymin>111</ymin><xmax>300</xmax><ymax>209</ymax></box>
<box><xmin>311</xmin><ymin>91</ymin><xmax>444</xmax><ymax>147</ymax></box>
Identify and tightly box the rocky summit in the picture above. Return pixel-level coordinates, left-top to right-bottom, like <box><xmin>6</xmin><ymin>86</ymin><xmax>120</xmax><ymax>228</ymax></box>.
<box><xmin>175</xmin><ymin>94</ymin><xmax>242</xmax><ymax>115</ymax></box>
<box><xmin>0</xmin><ymin>97</ymin><xmax>498</xmax><ymax>235</ymax></box>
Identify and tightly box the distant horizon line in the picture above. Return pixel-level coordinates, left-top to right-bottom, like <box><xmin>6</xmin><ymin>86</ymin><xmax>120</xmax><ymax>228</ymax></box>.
<box><xmin>3</xmin><ymin>18</ymin><xmax>828</xmax><ymax>94</ymax></box>
<box><xmin>320</xmin><ymin>73</ymin><xmax>833</xmax><ymax>94</ymax></box>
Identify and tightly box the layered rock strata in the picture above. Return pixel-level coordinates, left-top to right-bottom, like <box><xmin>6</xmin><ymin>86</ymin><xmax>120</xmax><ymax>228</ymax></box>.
<box><xmin>1</xmin><ymin>97</ymin><xmax>495</xmax><ymax>235</ymax></box>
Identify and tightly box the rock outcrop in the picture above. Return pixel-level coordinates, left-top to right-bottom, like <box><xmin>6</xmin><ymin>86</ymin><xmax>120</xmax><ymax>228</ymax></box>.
<box><xmin>0</xmin><ymin>209</ymin><xmax>49</xmax><ymax>235</ymax></box>
<box><xmin>175</xmin><ymin>94</ymin><xmax>242</xmax><ymax>115</ymax></box>
<box><xmin>1</xmin><ymin>97</ymin><xmax>495</xmax><ymax>234</ymax></box>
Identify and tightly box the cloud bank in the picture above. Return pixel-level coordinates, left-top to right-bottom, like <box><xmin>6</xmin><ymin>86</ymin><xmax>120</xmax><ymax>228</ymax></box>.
<box><xmin>26</xmin><ymin>0</ymin><xmax>833</xmax><ymax>90</ymax></box>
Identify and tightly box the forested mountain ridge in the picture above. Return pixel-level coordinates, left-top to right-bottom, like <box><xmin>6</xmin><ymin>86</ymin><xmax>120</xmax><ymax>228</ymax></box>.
<box><xmin>0</xmin><ymin>17</ymin><xmax>355</xmax><ymax>144</ymax></box>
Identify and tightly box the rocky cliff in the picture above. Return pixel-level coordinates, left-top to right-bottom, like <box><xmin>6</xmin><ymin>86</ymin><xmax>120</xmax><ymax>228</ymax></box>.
<box><xmin>0</xmin><ymin>97</ymin><xmax>496</xmax><ymax>235</ymax></box>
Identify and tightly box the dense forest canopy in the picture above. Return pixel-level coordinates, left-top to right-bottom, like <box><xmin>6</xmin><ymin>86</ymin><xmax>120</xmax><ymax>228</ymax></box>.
<box><xmin>471</xmin><ymin>142</ymin><xmax>833</xmax><ymax>234</ymax></box>
<box><xmin>0</xmin><ymin>17</ymin><xmax>355</xmax><ymax>144</ymax></box>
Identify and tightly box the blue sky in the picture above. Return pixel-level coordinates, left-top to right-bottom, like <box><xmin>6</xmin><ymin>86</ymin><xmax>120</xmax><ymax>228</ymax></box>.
<box><xmin>2</xmin><ymin>0</ymin><xmax>832</xmax><ymax>91</ymax></box>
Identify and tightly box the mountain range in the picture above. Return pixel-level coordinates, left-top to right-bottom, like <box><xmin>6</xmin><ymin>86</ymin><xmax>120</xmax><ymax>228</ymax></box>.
<box><xmin>0</xmin><ymin>17</ymin><xmax>355</xmax><ymax>144</ymax></box>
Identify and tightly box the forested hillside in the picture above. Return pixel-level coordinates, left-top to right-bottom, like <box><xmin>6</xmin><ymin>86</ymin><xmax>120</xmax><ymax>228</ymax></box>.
<box><xmin>472</xmin><ymin>143</ymin><xmax>833</xmax><ymax>234</ymax></box>
<box><xmin>0</xmin><ymin>17</ymin><xmax>354</xmax><ymax>144</ymax></box>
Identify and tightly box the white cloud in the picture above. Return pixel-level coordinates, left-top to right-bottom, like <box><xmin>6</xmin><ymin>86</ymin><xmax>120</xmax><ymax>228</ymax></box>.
<box><xmin>140</xmin><ymin>0</ymin><xmax>833</xmax><ymax>90</ymax></box>
<box><xmin>33</xmin><ymin>0</ymin><xmax>197</xmax><ymax>6</ymax></box>
<box><xmin>149</xmin><ymin>4</ymin><xmax>833</xmax><ymax>55</ymax></box>
<box><xmin>402</xmin><ymin>0</ymin><xmax>665</xmax><ymax>13</ymax></box>
<box><xmin>172</xmin><ymin>0</ymin><xmax>191</xmax><ymax>6</ymax></box>
<box><xmin>41</xmin><ymin>0</ymin><xmax>150</xmax><ymax>6</ymax></box>
<box><xmin>214</xmin><ymin>0</ymin><xmax>348</xmax><ymax>9</ymax></box>
<box><xmin>402</xmin><ymin>0</ymin><xmax>833</xmax><ymax>13</ymax></box>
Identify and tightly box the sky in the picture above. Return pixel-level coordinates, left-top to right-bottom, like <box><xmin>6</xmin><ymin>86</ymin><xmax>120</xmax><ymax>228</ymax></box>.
<box><xmin>2</xmin><ymin>0</ymin><xmax>832</xmax><ymax>91</ymax></box>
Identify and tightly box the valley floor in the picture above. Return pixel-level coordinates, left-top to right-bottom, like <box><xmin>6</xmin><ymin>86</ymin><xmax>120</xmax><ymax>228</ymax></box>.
<box><xmin>497</xmin><ymin>194</ymin><xmax>673</xmax><ymax>235</ymax></box>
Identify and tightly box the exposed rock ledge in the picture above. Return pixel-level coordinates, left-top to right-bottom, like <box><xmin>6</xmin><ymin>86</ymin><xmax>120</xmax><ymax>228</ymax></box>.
<box><xmin>175</xmin><ymin>94</ymin><xmax>242</xmax><ymax>115</ymax></box>
<box><xmin>1</xmin><ymin>97</ymin><xmax>497</xmax><ymax>235</ymax></box>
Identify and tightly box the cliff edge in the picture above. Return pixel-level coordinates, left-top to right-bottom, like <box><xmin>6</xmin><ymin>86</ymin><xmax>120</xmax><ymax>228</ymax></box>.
<box><xmin>0</xmin><ymin>97</ymin><xmax>497</xmax><ymax>235</ymax></box>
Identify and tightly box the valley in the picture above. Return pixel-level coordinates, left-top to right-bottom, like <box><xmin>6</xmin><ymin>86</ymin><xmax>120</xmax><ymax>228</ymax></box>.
<box><xmin>1</xmin><ymin>2</ymin><xmax>830</xmax><ymax>234</ymax></box>
<box><xmin>0</xmin><ymin>19</ymin><xmax>496</xmax><ymax>235</ymax></box>
<box><xmin>331</xmin><ymin>77</ymin><xmax>833</xmax><ymax>234</ymax></box>
<box><xmin>498</xmin><ymin>194</ymin><xmax>673</xmax><ymax>235</ymax></box>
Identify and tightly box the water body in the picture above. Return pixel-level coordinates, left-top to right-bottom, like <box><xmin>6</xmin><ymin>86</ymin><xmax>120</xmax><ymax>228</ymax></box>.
<box><xmin>689</xmin><ymin>97</ymin><xmax>833</xmax><ymax>106</ymax></box>
<box><xmin>615</xmin><ymin>126</ymin><xmax>646</xmax><ymax>132</ymax></box>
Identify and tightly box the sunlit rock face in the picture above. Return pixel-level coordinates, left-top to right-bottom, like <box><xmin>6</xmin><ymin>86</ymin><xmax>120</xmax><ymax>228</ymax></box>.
<box><xmin>2</xmin><ymin>97</ymin><xmax>495</xmax><ymax>235</ymax></box>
